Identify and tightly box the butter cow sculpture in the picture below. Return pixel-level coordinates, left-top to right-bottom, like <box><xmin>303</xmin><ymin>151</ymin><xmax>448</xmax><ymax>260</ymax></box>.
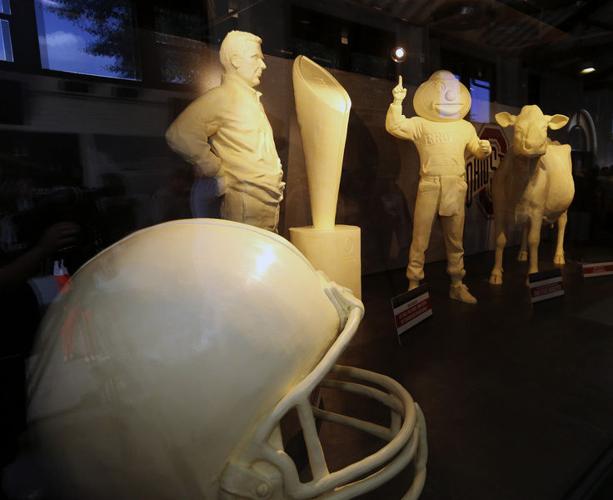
<box><xmin>28</xmin><ymin>220</ymin><xmax>427</xmax><ymax>500</ymax></box>
<box><xmin>489</xmin><ymin>105</ymin><xmax>574</xmax><ymax>284</ymax></box>
<box><xmin>386</xmin><ymin>71</ymin><xmax>492</xmax><ymax>304</ymax></box>
<box><xmin>166</xmin><ymin>31</ymin><xmax>284</xmax><ymax>232</ymax></box>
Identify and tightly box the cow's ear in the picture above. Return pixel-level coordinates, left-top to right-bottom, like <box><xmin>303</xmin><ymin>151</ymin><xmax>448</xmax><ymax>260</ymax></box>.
<box><xmin>495</xmin><ymin>112</ymin><xmax>516</xmax><ymax>128</ymax></box>
<box><xmin>547</xmin><ymin>114</ymin><xmax>569</xmax><ymax>130</ymax></box>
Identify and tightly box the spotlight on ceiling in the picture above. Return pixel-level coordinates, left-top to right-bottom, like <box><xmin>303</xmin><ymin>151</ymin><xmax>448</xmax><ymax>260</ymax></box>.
<box><xmin>580</xmin><ymin>66</ymin><xmax>596</xmax><ymax>75</ymax></box>
<box><xmin>391</xmin><ymin>46</ymin><xmax>407</xmax><ymax>63</ymax></box>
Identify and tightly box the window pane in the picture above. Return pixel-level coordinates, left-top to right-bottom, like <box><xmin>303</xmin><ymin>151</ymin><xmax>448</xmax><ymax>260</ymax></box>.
<box><xmin>153</xmin><ymin>5</ymin><xmax>208</xmax><ymax>85</ymax></box>
<box><xmin>469</xmin><ymin>78</ymin><xmax>491</xmax><ymax>123</ymax></box>
<box><xmin>0</xmin><ymin>19</ymin><xmax>13</xmax><ymax>62</ymax></box>
<box><xmin>35</xmin><ymin>0</ymin><xmax>140</xmax><ymax>80</ymax></box>
<box><xmin>0</xmin><ymin>0</ymin><xmax>11</xmax><ymax>15</ymax></box>
<box><xmin>157</xmin><ymin>33</ymin><xmax>206</xmax><ymax>84</ymax></box>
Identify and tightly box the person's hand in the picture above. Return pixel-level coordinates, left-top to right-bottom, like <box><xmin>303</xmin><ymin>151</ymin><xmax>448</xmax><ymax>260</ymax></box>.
<box><xmin>37</xmin><ymin>222</ymin><xmax>80</xmax><ymax>255</ymax></box>
<box><xmin>392</xmin><ymin>75</ymin><xmax>407</xmax><ymax>104</ymax></box>
<box><xmin>479</xmin><ymin>139</ymin><xmax>492</xmax><ymax>156</ymax></box>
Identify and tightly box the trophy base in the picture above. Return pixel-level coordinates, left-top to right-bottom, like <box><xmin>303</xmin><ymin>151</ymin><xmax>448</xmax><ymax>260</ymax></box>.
<box><xmin>289</xmin><ymin>225</ymin><xmax>361</xmax><ymax>299</ymax></box>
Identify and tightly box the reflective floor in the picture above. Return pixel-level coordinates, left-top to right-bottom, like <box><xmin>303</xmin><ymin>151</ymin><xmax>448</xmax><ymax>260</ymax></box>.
<box><xmin>2</xmin><ymin>244</ymin><xmax>613</xmax><ymax>500</ymax></box>
<box><xmin>322</xmin><ymin>243</ymin><xmax>613</xmax><ymax>500</ymax></box>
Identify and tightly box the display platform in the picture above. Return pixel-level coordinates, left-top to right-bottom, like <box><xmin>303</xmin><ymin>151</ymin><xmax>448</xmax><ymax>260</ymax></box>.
<box><xmin>316</xmin><ymin>243</ymin><xmax>613</xmax><ymax>500</ymax></box>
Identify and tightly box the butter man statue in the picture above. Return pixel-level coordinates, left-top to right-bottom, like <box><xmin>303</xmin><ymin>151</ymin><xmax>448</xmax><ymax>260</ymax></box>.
<box><xmin>386</xmin><ymin>71</ymin><xmax>492</xmax><ymax>303</ymax></box>
<box><xmin>166</xmin><ymin>31</ymin><xmax>284</xmax><ymax>232</ymax></box>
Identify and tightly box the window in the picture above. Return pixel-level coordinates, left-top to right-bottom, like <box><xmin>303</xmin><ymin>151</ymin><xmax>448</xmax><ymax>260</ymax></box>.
<box><xmin>0</xmin><ymin>0</ymin><xmax>12</xmax><ymax>62</ymax></box>
<box><xmin>469</xmin><ymin>78</ymin><xmax>491</xmax><ymax>123</ymax></box>
<box><xmin>0</xmin><ymin>19</ymin><xmax>12</xmax><ymax>62</ymax></box>
<box><xmin>35</xmin><ymin>0</ymin><xmax>140</xmax><ymax>80</ymax></box>
<box><xmin>153</xmin><ymin>3</ymin><xmax>208</xmax><ymax>84</ymax></box>
<box><xmin>291</xmin><ymin>6</ymin><xmax>395</xmax><ymax>79</ymax></box>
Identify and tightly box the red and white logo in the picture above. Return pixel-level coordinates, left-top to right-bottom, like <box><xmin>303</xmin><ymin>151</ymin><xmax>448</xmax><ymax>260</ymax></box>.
<box><xmin>466</xmin><ymin>123</ymin><xmax>508</xmax><ymax>218</ymax></box>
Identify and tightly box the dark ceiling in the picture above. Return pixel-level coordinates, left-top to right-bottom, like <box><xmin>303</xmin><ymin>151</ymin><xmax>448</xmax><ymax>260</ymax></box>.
<box><xmin>349</xmin><ymin>0</ymin><xmax>613</xmax><ymax>85</ymax></box>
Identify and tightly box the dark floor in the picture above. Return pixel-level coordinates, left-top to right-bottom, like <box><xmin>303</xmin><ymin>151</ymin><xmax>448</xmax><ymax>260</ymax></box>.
<box><xmin>2</xmin><ymin>243</ymin><xmax>612</xmax><ymax>500</ymax></box>
<box><xmin>320</xmin><ymin>243</ymin><xmax>613</xmax><ymax>500</ymax></box>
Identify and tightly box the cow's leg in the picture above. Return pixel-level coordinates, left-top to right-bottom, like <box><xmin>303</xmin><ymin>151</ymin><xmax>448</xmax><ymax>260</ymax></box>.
<box><xmin>553</xmin><ymin>211</ymin><xmax>568</xmax><ymax>265</ymax></box>
<box><xmin>517</xmin><ymin>223</ymin><xmax>528</xmax><ymax>261</ymax></box>
<box><xmin>489</xmin><ymin>217</ymin><xmax>506</xmax><ymax>285</ymax></box>
<box><xmin>527</xmin><ymin>213</ymin><xmax>543</xmax><ymax>276</ymax></box>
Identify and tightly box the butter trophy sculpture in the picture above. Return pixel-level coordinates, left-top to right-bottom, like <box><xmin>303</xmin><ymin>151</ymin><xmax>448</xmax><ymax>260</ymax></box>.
<box><xmin>290</xmin><ymin>56</ymin><xmax>361</xmax><ymax>298</ymax></box>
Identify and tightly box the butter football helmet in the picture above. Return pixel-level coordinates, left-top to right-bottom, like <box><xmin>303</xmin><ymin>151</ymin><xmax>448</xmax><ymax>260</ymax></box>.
<box><xmin>28</xmin><ymin>219</ymin><xmax>427</xmax><ymax>500</ymax></box>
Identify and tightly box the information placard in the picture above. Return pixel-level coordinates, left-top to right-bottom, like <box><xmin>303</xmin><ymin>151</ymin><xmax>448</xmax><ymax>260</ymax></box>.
<box><xmin>391</xmin><ymin>285</ymin><xmax>432</xmax><ymax>336</ymax></box>
<box><xmin>528</xmin><ymin>269</ymin><xmax>564</xmax><ymax>303</ymax></box>
<box><xmin>582</xmin><ymin>261</ymin><xmax>613</xmax><ymax>279</ymax></box>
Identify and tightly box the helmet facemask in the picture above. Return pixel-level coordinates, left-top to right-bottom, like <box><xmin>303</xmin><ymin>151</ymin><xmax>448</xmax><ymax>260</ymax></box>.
<box><xmin>219</xmin><ymin>280</ymin><xmax>428</xmax><ymax>500</ymax></box>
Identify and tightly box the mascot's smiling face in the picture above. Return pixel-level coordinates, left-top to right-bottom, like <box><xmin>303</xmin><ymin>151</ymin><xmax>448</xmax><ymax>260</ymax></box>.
<box><xmin>413</xmin><ymin>70</ymin><xmax>471</xmax><ymax>122</ymax></box>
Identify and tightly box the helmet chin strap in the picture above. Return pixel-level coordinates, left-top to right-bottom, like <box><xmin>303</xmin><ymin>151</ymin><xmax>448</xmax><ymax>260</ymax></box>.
<box><xmin>219</xmin><ymin>281</ymin><xmax>428</xmax><ymax>500</ymax></box>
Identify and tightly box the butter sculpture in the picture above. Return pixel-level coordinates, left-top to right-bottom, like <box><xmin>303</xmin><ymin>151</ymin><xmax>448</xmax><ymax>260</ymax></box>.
<box><xmin>166</xmin><ymin>31</ymin><xmax>284</xmax><ymax>231</ymax></box>
<box><xmin>386</xmin><ymin>71</ymin><xmax>492</xmax><ymax>303</ymax></box>
<box><xmin>28</xmin><ymin>219</ymin><xmax>427</xmax><ymax>500</ymax></box>
<box><xmin>290</xmin><ymin>56</ymin><xmax>361</xmax><ymax>298</ymax></box>
<box><xmin>489</xmin><ymin>105</ymin><xmax>574</xmax><ymax>284</ymax></box>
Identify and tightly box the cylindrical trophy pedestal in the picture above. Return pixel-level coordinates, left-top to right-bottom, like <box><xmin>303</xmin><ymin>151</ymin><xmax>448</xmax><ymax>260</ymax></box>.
<box><xmin>289</xmin><ymin>225</ymin><xmax>361</xmax><ymax>299</ymax></box>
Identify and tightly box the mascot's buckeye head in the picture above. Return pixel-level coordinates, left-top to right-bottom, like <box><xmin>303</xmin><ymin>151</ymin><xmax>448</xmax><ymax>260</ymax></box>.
<box><xmin>413</xmin><ymin>70</ymin><xmax>471</xmax><ymax>122</ymax></box>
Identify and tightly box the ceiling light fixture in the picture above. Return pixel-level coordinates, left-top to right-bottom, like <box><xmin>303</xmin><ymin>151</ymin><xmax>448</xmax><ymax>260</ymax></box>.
<box><xmin>391</xmin><ymin>46</ymin><xmax>407</xmax><ymax>63</ymax></box>
<box><xmin>580</xmin><ymin>66</ymin><xmax>596</xmax><ymax>75</ymax></box>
